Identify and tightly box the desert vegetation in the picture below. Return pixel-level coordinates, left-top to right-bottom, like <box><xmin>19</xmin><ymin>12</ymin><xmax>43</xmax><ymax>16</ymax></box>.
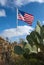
<box><xmin>0</xmin><ymin>21</ymin><xmax>44</xmax><ymax>65</ymax></box>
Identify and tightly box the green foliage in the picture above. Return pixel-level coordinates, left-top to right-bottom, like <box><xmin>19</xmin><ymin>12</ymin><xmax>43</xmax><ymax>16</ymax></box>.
<box><xmin>13</xmin><ymin>21</ymin><xmax>44</xmax><ymax>65</ymax></box>
<box><xmin>14</xmin><ymin>46</ymin><xmax>24</xmax><ymax>55</ymax></box>
<box><xmin>24</xmin><ymin>43</ymin><xmax>32</xmax><ymax>52</ymax></box>
<box><xmin>26</xmin><ymin>21</ymin><xmax>44</xmax><ymax>52</ymax></box>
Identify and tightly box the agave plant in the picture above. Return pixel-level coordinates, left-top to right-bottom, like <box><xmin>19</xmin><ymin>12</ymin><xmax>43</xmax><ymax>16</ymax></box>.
<box><xmin>26</xmin><ymin>21</ymin><xmax>44</xmax><ymax>52</ymax></box>
<box><xmin>14</xmin><ymin>21</ymin><xmax>44</xmax><ymax>61</ymax></box>
<box><xmin>35</xmin><ymin>21</ymin><xmax>44</xmax><ymax>52</ymax></box>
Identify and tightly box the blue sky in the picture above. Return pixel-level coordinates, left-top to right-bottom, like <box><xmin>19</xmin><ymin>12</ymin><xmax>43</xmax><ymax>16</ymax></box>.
<box><xmin>0</xmin><ymin>0</ymin><xmax>44</xmax><ymax>42</ymax></box>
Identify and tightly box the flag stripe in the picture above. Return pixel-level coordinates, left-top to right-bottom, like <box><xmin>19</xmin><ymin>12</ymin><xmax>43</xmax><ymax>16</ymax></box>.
<box><xmin>18</xmin><ymin>10</ymin><xmax>34</xmax><ymax>25</ymax></box>
<box><xmin>18</xmin><ymin>14</ymin><xmax>25</xmax><ymax>21</ymax></box>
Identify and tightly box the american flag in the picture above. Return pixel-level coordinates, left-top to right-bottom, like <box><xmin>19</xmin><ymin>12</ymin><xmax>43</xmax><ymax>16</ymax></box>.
<box><xmin>18</xmin><ymin>10</ymin><xmax>34</xmax><ymax>25</ymax></box>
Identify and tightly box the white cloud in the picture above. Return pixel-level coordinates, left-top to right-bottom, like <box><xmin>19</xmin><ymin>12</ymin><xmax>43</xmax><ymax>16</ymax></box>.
<box><xmin>0</xmin><ymin>0</ymin><xmax>44</xmax><ymax>7</ymax></box>
<box><xmin>15</xmin><ymin>0</ymin><xmax>23</xmax><ymax>7</ymax></box>
<box><xmin>42</xmin><ymin>21</ymin><xmax>44</xmax><ymax>24</ymax></box>
<box><xmin>28</xmin><ymin>0</ymin><xmax>44</xmax><ymax>3</ymax></box>
<box><xmin>14</xmin><ymin>0</ymin><xmax>44</xmax><ymax>6</ymax></box>
<box><xmin>1</xmin><ymin>25</ymin><xmax>34</xmax><ymax>38</ymax></box>
<box><xmin>0</xmin><ymin>0</ymin><xmax>7</xmax><ymax>6</ymax></box>
<box><xmin>0</xmin><ymin>9</ymin><xmax>6</xmax><ymax>17</ymax></box>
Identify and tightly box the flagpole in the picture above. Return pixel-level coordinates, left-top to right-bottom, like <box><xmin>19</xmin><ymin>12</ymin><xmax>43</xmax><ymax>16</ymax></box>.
<box><xmin>16</xmin><ymin>8</ymin><xmax>18</xmax><ymax>28</ymax></box>
<box><xmin>16</xmin><ymin>8</ymin><xmax>18</xmax><ymax>43</ymax></box>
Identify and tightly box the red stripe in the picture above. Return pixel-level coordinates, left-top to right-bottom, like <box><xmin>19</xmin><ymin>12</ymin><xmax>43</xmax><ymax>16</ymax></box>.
<box><xmin>18</xmin><ymin>12</ymin><xmax>34</xmax><ymax>24</ymax></box>
<box><xmin>24</xmin><ymin>13</ymin><xmax>34</xmax><ymax>23</ymax></box>
<box><xmin>25</xmin><ymin>18</ymin><xmax>33</xmax><ymax>21</ymax></box>
<box><xmin>24</xmin><ymin>14</ymin><xmax>33</xmax><ymax>17</ymax></box>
